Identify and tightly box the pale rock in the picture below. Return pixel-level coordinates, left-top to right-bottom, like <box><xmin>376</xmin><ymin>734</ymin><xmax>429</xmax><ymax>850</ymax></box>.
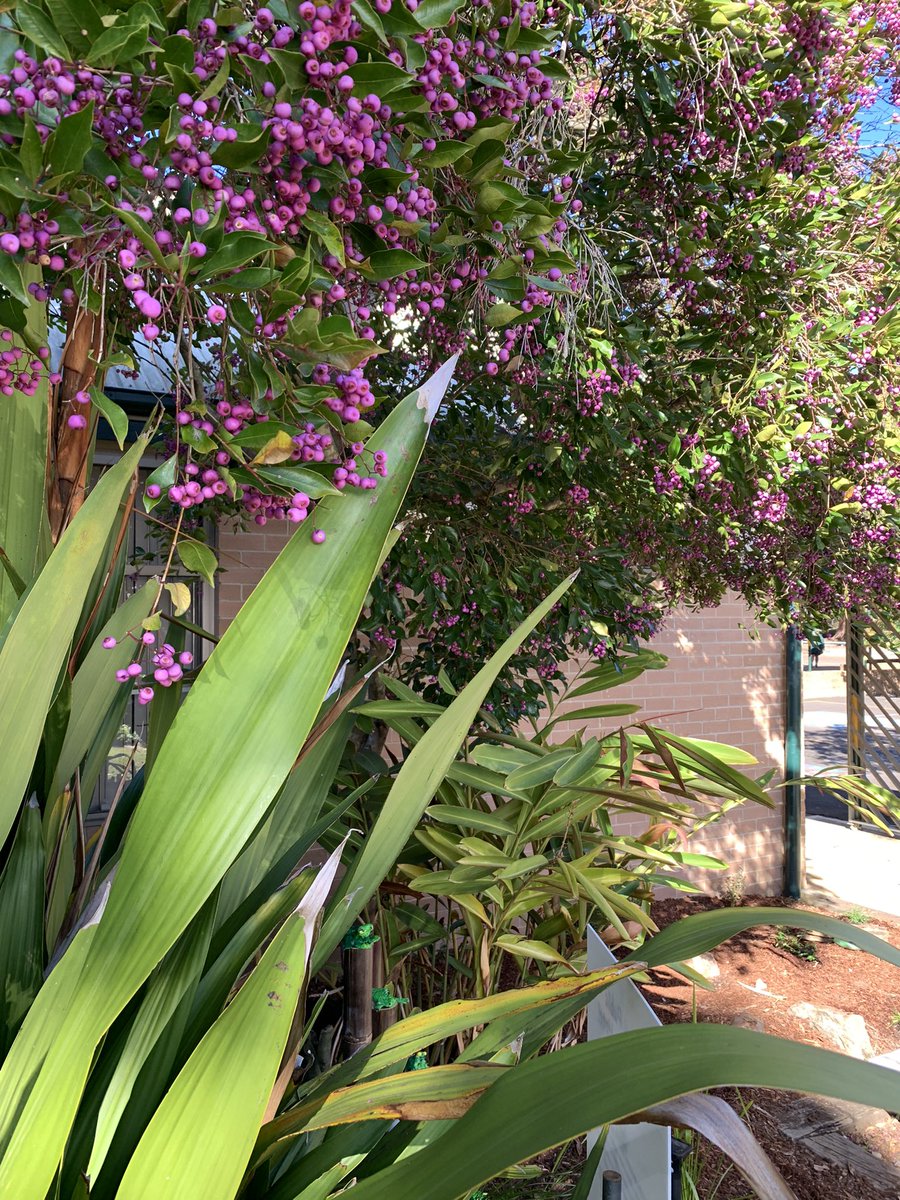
<box><xmin>685</xmin><ymin>953</ymin><xmax>720</xmax><ymax>982</ymax></box>
<box><xmin>730</xmin><ymin>1011</ymin><xmax>766</xmax><ymax>1033</ymax></box>
<box><xmin>789</xmin><ymin>1001</ymin><xmax>874</xmax><ymax>1059</ymax></box>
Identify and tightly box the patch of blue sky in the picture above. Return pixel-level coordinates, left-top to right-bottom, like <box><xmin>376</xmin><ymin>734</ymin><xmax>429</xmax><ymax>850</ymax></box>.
<box><xmin>856</xmin><ymin>85</ymin><xmax>900</xmax><ymax>156</ymax></box>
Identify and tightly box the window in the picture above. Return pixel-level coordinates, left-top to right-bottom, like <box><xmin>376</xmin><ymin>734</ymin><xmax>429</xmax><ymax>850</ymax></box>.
<box><xmin>87</xmin><ymin>451</ymin><xmax>215</xmax><ymax>826</ymax></box>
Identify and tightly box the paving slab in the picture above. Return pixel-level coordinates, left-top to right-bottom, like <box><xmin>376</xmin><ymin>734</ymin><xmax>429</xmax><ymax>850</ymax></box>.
<box><xmin>803</xmin><ymin>817</ymin><xmax>900</xmax><ymax>920</ymax></box>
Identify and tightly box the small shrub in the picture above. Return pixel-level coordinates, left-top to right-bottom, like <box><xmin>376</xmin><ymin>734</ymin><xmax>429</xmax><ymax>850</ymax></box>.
<box><xmin>721</xmin><ymin>866</ymin><xmax>746</xmax><ymax>907</ymax></box>
<box><xmin>774</xmin><ymin>928</ymin><xmax>820</xmax><ymax>964</ymax></box>
<box><xmin>843</xmin><ymin>906</ymin><xmax>869</xmax><ymax>926</ymax></box>
<box><xmin>890</xmin><ymin>1011</ymin><xmax>900</xmax><ymax>1029</ymax></box>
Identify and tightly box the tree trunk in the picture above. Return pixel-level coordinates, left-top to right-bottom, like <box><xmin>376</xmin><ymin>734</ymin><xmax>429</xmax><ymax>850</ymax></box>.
<box><xmin>48</xmin><ymin>303</ymin><xmax>104</xmax><ymax>542</ymax></box>
<box><xmin>341</xmin><ymin>942</ymin><xmax>374</xmax><ymax>1058</ymax></box>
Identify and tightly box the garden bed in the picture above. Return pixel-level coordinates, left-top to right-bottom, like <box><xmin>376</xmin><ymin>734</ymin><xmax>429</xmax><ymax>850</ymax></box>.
<box><xmin>641</xmin><ymin>895</ymin><xmax>900</xmax><ymax>1200</ymax></box>
<box><xmin>646</xmin><ymin>894</ymin><xmax>900</xmax><ymax>1056</ymax></box>
<box><xmin>486</xmin><ymin>895</ymin><xmax>900</xmax><ymax>1200</ymax></box>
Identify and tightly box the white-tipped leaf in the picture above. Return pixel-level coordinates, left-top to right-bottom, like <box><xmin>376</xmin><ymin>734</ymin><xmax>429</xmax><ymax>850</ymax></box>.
<box><xmin>0</xmin><ymin>360</ymin><xmax>457</xmax><ymax>1198</ymax></box>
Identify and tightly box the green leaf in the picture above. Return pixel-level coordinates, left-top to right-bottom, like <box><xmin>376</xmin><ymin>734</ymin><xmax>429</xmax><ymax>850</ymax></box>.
<box><xmin>348</xmin><ymin>61</ymin><xmax>418</xmax><ymax>97</ymax></box>
<box><xmin>248</xmin><ymin>465</ymin><xmax>342</xmax><ymax>497</ymax></box>
<box><xmin>47</xmin><ymin>102</ymin><xmax>96</xmax><ymax>178</ymax></box>
<box><xmin>485</xmin><ymin>302</ymin><xmax>525</xmax><ymax>328</ymax></box>
<box><xmin>475</xmin><ymin>181</ymin><xmax>526</xmax><ymax>214</ymax></box>
<box><xmin>116</xmin><ymin>855</ymin><xmax>339</xmax><ymax>1200</ymax></box>
<box><xmin>304</xmin><ymin>209</ymin><xmax>346</xmax><ymax>265</ymax></box>
<box><xmin>207</xmin><ymin>267</ymin><xmax>279</xmax><ymax>294</ymax></box>
<box><xmin>413</xmin><ymin>0</ymin><xmax>464</xmax><ymax>26</ymax></box>
<box><xmin>0</xmin><ymin>264</ymin><xmax>48</xmax><ymax>627</ymax></box>
<box><xmin>553</xmin><ymin>738</ymin><xmax>602</xmax><ymax>786</ymax></box>
<box><xmin>314</xmin><ymin>571</ymin><xmax>577</xmax><ymax>969</ymax></box>
<box><xmin>0</xmin><ymin>885</ymin><xmax>107</xmax><ymax>1146</ymax></box>
<box><xmin>19</xmin><ymin>117</ymin><xmax>43</xmax><ymax>184</ymax></box>
<box><xmin>344</xmin><ymin>1026</ymin><xmax>900</xmax><ymax>1200</ymax></box>
<box><xmin>469</xmin><ymin>744</ymin><xmax>538</xmax><ymax>775</ymax></box>
<box><xmin>50</xmin><ymin>581</ymin><xmax>156</xmax><ymax>798</ymax></box>
<box><xmin>0</xmin><ymin>359</ymin><xmax>459</xmax><ymax>1198</ymax></box>
<box><xmin>0</xmin><ymin>799</ymin><xmax>43</xmax><ymax>1054</ymax></box>
<box><xmin>425</xmin><ymin>805</ymin><xmax>515</xmax><ymax>836</ymax></box>
<box><xmin>142</xmin><ymin>453</ymin><xmax>176</xmax><ymax>511</ymax></box>
<box><xmin>196</xmin><ymin>234</ymin><xmax>274</xmax><ymax>281</ymax></box>
<box><xmin>0</xmin><ymin>254</ymin><xmax>27</xmax><ymax>304</ymax></box>
<box><xmin>15</xmin><ymin>2</ymin><xmax>71</xmax><ymax>59</ymax></box>
<box><xmin>422</xmin><ymin>140</ymin><xmax>471</xmax><ymax>167</ymax></box>
<box><xmin>542</xmin><ymin>703</ymin><xmax>641</xmax><ymax>734</ymax></box>
<box><xmin>0</xmin><ymin>547</ymin><xmax>26</xmax><ymax>597</ymax></box>
<box><xmin>89</xmin><ymin>386</ymin><xmax>129</xmax><ymax>450</ymax></box>
<box><xmin>0</xmin><ymin>438</ymin><xmax>146</xmax><ymax>849</ymax></box>
<box><xmin>212</xmin><ymin>126</ymin><xmax>271</xmax><ymax>170</ymax></box>
<box><xmin>505</xmin><ymin>748</ymin><xmax>577</xmax><ymax>791</ymax></box>
<box><xmin>86</xmin><ymin>901</ymin><xmax>216</xmax><ymax>1184</ymax></box>
<box><xmin>364</xmin><ymin>250</ymin><xmax>427</xmax><ymax>282</ymax></box>
<box><xmin>353</xmin><ymin>0</ymin><xmax>387</xmax><ymax>40</ymax></box>
<box><xmin>565</xmin><ymin>666</ymin><xmax>655</xmax><ymax>700</ymax></box>
<box><xmin>85</xmin><ymin>13</ymin><xmax>150</xmax><ymax>67</ymax></box>
<box><xmin>53</xmin><ymin>0</ymin><xmax>105</xmax><ymax>48</ymax></box>
<box><xmin>494</xmin><ymin>935</ymin><xmax>571</xmax><ymax>966</ymax></box>
<box><xmin>177</xmin><ymin>541</ymin><xmax>218</xmax><ymax>588</ymax></box>
<box><xmin>354</xmin><ymin>699</ymin><xmax>446</xmax><ymax>719</ymax></box>
<box><xmin>628</xmin><ymin>906</ymin><xmax>900</xmax><ymax>970</ymax></box>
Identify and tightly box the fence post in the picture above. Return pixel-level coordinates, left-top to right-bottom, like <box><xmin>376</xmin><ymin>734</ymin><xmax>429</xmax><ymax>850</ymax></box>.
<box><xmin>784</xmin><ymin>624</ymin><xmax>803</xmax><ymax>898</ymax></box>
<box><xmin>600</xmin><ymin>1170</ymin><xmax>622</xmax><ymax>1200</ymax></box>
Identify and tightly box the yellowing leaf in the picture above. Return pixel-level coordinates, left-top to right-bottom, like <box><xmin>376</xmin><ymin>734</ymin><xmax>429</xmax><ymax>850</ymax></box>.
<box><xmin>164</xmin><ymin>582</ymin><xmax>192</xmax><ymax>617</ymax></box>
<box><xmin>251</xmin><ymin>431</ymin><xmax>295</xmax><ymax>465</ymax></box>
<box><xmin>755</xmin><ymin>424</ymin><xmax>779</xmax><ymax>443</ymax></box>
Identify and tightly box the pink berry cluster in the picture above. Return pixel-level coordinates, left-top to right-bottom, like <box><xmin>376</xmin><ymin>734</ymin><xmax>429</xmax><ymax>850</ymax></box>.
<box><xmin>104</xmin><ymin>630</ymin><xmax>194</xmax><ymax>706</ymax></box>
<box><xmin>0</xmin><ymin>332</ymin><xmax>53</xmax><ymax>397</ymax></box>
<box><xmin>314</xmin><ymin>366</ymin><xmax>375</xmax><ymax>424</ymax></box>
<box><xmin>241</xmin><ymin>485</ymin><xmax>311</xmax><ymax>525</ymax></box>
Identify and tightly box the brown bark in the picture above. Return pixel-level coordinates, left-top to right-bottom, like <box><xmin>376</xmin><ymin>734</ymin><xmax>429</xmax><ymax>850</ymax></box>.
<box><xmin>48</xmin><ymin>303</ymin><xmax>105</xmax><ymax>542</ymax></box>
<box><xmin>341</xmin><ymin>944</ymin><xmax>374</xmax><ymax>1057</ymax></box>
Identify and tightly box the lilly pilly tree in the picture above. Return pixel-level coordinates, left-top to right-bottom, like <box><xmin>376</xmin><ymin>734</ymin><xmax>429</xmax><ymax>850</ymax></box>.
<box><xmin>5</xmin><ymin>1</ymin><xmax>900</xmax><ymax>726</ymax></box>
<box><xmin>357</xmin><ymin>1</ymin><xmax>900</xmax><ymax>720</ymax></box>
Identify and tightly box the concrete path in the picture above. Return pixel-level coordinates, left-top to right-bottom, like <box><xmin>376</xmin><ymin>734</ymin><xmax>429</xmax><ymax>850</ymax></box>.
<box><xmin>804</xmin><ymin>816</ymin><xmax>900</xmax><ymax>920</ymax></box>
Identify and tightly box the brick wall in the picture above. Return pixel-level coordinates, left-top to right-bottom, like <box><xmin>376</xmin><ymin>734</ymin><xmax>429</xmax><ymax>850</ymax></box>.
<box><xmin>550</xmin><ymin>595</ymin><xmax>786</xmax><ymax>894</ymax></box>
<box><xmin>216</xmin><ymin>522</ymin><xmax>294</xmax><ymax>628</ymax></box>
<box><xmin>217</xmin><ymin>528</ymin><xmax>787</xmax><ymax>894</ymax></box>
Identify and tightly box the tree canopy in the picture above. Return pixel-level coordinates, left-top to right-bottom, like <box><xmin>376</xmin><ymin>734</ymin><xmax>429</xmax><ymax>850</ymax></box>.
<box><xmin>0</xmin><ymin>0</ymin><xmax>899</xmax><ymax>720</ymax></box>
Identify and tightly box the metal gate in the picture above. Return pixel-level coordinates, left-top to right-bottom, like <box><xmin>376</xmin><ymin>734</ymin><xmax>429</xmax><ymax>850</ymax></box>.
<box><xmin>847</xmin><ymin>616</ymin><xmax>900</xmax><ymax>816</ymax></box>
